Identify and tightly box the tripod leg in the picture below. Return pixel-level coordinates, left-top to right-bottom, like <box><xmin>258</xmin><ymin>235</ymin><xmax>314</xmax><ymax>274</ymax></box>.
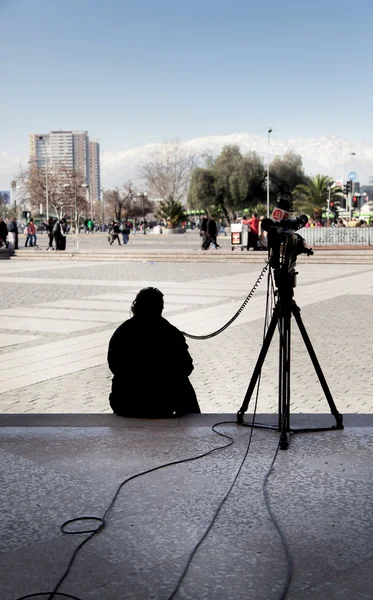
<box><xmin>237</xmin><ymin>303</ymin><xmax>279</xmax><ymax>423</ymax></box>
<box><xmin>278</xmin><ymin>303</ymin><xmax>291</xmax><ymax>449</ymax></box>
<box><xmin>292</xmin><ymin>302</ymin><xmax>343</xmax><ymax>429</ymax></box>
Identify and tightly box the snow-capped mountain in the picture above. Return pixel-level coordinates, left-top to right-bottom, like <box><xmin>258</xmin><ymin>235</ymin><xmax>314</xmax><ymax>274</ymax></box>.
<box><xmin>2</xmin><ymin>134</ymin><xmax>373</xmax><ymax>190</ymax></box>
<box><xmin>100</xmin><ymin>133</ymin><xmax>373</xmax><ymax>188</ymax></box>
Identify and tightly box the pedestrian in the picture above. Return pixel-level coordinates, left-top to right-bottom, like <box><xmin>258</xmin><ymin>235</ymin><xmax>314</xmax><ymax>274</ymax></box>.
<box><xmin>121</xmin><ymin>221</ymin><xmax>130</xmax><ymax>244</ymax></box>
<box><xmin>7</xmin><ymin>217</ymin><xmax>19</xmax><ymax>250</ymax></box>
<box><xmin>200</xmin><ymin>215</ymin><xmax>208</xmax><ymax>249</ymax></box>
<box><xmin>0</xmin><ymin>218</ymin><xmax>8</xmax><ymax>248</ymax></box>
<box><xmin>53</xmin><ymin>218</ymin><xmax>67</xmax><ymax>251</ymax></box>
<box><xmin>110</xmin><ymin>221</ymin><xmax>122</xmax><ymax>245</ymax></box>
<box><xmin>107</xmin><ymin>287</ymin><xmax>201</xmax><ymax>418</ymax></box>
<box><xmin>219</xmin><ymin>218</ymin><xmax>227</xmax><ymax>236</ymax></box>
<box><xmin>247</xmin><ymin>212</ymin><xmax>259</xmax><ymax>250</ymax></box>
<box><xmin>25</xmin><ymin>218</ymin><xmax>37</xmax><ymax>247</ymax></box>
<box><xmin>44</xmin><ymin>217</ymin><xmax>55</xmax><ymax>249</ymax></box>
<box><xmin>202</xmin><ymin>216</ymin><xmax>220</xmax><ymax>250</ymax></box>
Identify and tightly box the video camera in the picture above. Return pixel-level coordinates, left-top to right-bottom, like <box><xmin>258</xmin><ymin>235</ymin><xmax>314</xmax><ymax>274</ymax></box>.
<box><xmin>261</xmin><ymin>198</ymin><xmax>313</xmax><ymax>285</ymax></box>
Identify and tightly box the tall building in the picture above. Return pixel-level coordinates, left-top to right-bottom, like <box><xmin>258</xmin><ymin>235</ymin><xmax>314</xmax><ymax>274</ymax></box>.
<box><xmin>29</xmin><ymin>130</ymin><xmax>99</xmax><ymax>195</ymax></box>
<box><xmin>89</xmin><ymin>140</ymin><xmax>101</xmax><ymax>203</ymax></box>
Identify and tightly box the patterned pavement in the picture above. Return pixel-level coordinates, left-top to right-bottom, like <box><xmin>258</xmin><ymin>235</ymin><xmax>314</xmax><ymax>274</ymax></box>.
<box><xmin>0</xmin><ymin>259</ymin><xmax>372</xmax><ymax>415</ymax></box>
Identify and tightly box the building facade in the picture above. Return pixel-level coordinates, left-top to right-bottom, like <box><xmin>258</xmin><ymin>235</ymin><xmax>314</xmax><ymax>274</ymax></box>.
<box><xmin>89</xmin><ymin>140</ymin><xmax>101</xmax><ymax>204</ymax></box>
<box><xmin>29</xmin><ymin>130</ymin><xmax>100</xmax><ymax>202</ymax></box>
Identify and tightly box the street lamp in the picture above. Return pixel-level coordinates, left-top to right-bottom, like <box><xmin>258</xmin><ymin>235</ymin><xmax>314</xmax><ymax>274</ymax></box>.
<box><xmin>267</xmin><ymin>128</ymin><xmax>272</xmax><ymax>218</ymax></box>
<box><xmin>137</xmin><ymin>191</ymin><xmax>148</xmax><ymax>234</ymax></box>
<box><xmin>100</xmin><ymin>188</ymin><xmax>105</xmax><ymax>226</ymax></box>
<box><xmin>63</xmin><ymin>181</ymin><xmax>79</xmax><ymax>252</ymax></box>
<box><xmin>81</xmin><ymin>183</ymin><xmax>91</xmax><ymax>219</ymax></box>
<box><xmin>38</xmin><ymin>136</ymin><xmax>50</xmax><ymax>220</ymax></box>
<box><xmin>341</xmin><ymin>145</ymin><xmax>356</xmax><ymax>212</ymax></box>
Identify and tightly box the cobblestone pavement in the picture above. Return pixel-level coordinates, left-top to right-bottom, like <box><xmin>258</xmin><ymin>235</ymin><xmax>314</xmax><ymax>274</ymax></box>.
<box><xmin>0</xmin><ymin>260</ymin><xmax>372</xmax><ymax>415</ymax></box>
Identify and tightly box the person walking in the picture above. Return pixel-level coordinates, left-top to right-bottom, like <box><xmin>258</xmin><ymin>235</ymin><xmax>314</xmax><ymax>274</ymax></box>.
<box><xmin>0</xmin><ymin>218</ymin><xmax>8</xmax><ymax>248</ymax></box>
<box><xmin>121</xmin><ymin>221</ymin><xmax>130</xmax><ymax>244</ymax></box>
<box><xmin>247</xmin><ymin>212</ymin><xmax>259</xmax><ymax>250</ymax></box>
<box><xmin>200</xmin><ymin>215</ymin><xmax>208</xmax><ymax>249</ymax></box>
<box><xmin>7</xmin><ymin>217</ymin><xmax>19</xmax><ymax>250</ymax></box>
<box><xmin>202</xmin><ymin>216</ymin><xmax>220</xmax><ymax>250</ymax></box>
<box><xmin>110</xmin><ymin>221</ymin><xmax>122</xmax><ymax>245</ymax></box>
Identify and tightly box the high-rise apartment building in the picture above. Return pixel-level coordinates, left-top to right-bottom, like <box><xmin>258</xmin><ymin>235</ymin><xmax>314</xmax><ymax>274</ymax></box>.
<box><xmin>29</xmin><ymin>130</ymin><xmax>100</xmax><ymax>200</ymax></box>
<box><xmin>89</xmin><ymin>140</ymin><xmax>101</xmax><ymax>203</ymax></box>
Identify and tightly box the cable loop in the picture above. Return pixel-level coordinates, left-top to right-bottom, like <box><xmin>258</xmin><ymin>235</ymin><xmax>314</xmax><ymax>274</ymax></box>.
<box><xmin>182</xmin><ymin>262</ymin><xmax>269</xmax><ymax>340</ymax></box>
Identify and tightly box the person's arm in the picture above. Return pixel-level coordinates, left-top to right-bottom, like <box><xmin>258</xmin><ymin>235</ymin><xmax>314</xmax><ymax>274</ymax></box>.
<box><xmin>173</xmin><ymin>331</ymin><xmax>194</xmax><ymax>377</ymax></box>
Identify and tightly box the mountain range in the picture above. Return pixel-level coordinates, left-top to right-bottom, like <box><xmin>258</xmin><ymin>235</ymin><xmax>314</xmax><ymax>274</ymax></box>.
<box><xmin>1</xmin><ymin>133</ymin><xmax>373</xmax><ymax>191</ymax></box>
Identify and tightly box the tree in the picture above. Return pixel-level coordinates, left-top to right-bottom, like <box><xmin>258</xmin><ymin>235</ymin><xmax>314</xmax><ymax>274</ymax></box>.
<box><xmin>188</xmin><ymin>146</ymin><xmax>266</xmax><ymax>222</ymax></box>
<box><xmin>139</xmin><ymin>140</ymin><xmax>197</xmax><ymax>202</ymax></box>
<box><xmin>293</xmin><ymin>174</ymin><xmax>343</xmax><ymax>219</ymax></box>
<box><xmin>104</xmin><ymin>182</ymin><xmax>153</xmax><ymax>221</ymax></box>
<box><xmin>155</xmin><ymin>197</ymin><xmax>186</xmax><ymax>228</ymax></box>
<box><xmin>16</xmin><ymin>164</ymin><xmax>88</xmax><ymax>219</ymax></box>
<box><xmin>269</xmin><ymin>151</ymin><xmax>306</xmax><ymax>200</ymax></box>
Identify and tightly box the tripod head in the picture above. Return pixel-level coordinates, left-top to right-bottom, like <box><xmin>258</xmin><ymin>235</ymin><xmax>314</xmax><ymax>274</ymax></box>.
<box><xmin>261</xmin><ymin>198</ymin><xmax>313</xmax><ymax>289</ymax></box>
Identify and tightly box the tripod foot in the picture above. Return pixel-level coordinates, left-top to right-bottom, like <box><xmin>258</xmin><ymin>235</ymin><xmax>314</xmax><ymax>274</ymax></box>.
<box><xmin>334</xmin><ymin>413</ymin><xmax>344</xmax><ymax>430</ymax></box>
<box><xmin>237</xmin><ymin>410</ymin><xmax>244</xmax><ymax>424</ymax></box>
<box><xmin>280</xmin><ymin>431</ymin><xmax>289</xmax><ymax>450</ymax></box>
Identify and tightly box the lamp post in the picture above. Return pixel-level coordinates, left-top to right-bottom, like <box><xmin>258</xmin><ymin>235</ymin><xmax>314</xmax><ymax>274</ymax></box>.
<box><xmin>38</xmin><ymin>136</ymin><xmax>50</xmax><ymax>220</ymax></box>
<box><xmin>100</xmin><ymin>188</ymin><xmax>105</xmax><ymax>227</ymax></box>
<box><xmin>63</xmin><ymin>181</ymin><xmax>79</xmax><ymax>252</ymax></box>
<box><xmin>81</xmin><ymin>184</ymin><xmax>91</xmax><ymax>220</ymax></box>
<box><xmin>341</xmin><ymin>146</ymin><xmax>356</xmax><ymax>212</ymax></box>
<box><xmin>137</xmin><ymin>192</ymin><xmax>148</xmax><ymax>234</ymax></box>
<box><xmin>267</xmin><ymin>128</ymin><xmax>272</xmax><ymax>218</ymax></box>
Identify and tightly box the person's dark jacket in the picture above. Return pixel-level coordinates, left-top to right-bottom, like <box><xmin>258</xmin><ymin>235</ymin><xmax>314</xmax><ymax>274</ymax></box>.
<box><xmin>207</xmin><ymin>218</ymin><xmax>217</xmax><ymax>236</ymax></box>
<box><xmin>0</xmin><ymin>220</ymin><xmax>8</xmax><ymax>241</ymax></box>
<box><xmin>108</xmin><ymin>316</ymin><xmax>200</xmax><ymax>418</ymax></box>
<box><xmin>113</xmin><ymin>224</ymin><xmax>121</xmax><ymax>234</ymax></box>
<box><xmin>8</xmin><ymin>220</ymin><xmax>18</xmax><ymax>233</ymax></box>
<box><xmin>201</xmin><ymin>217</ymin><xmax>208</xmax><ymax>233</ymax></box>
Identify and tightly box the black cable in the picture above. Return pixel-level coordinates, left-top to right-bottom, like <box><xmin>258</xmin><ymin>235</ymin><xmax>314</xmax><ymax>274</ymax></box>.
<box><xmin>16</xmin><ymin>424</ymin><xmax>237</xmax><ymax>600</ymax></box>
<box><xmin>182</xmin><ymin>262</ymin><xmax>269</xmax><ymax>340</ymax></box>
<box><xmin>167</xmin><ymin>272</ymin><xmax>274</xmax><ymax>599</ymax></box>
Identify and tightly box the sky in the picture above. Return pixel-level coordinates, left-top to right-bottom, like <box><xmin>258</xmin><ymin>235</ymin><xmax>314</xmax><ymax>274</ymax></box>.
<box><xmin>2</xmin><ymin>0</ymin><xmax>373</xmax><ymax>160</ymax></box>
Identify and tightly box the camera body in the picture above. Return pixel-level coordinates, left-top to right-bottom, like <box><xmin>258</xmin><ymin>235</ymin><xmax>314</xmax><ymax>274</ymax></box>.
<box><xmin>261</xmin><ymin>198</ymin><xmax>313</xmax><ymax>287</ymax></box>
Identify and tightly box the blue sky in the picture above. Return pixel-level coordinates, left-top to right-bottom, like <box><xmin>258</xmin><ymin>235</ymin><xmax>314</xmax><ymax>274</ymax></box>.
<box><xmin>2</xmin><ymin>0</ymin><xmax>373</xmax><ymax>157</ymax></box>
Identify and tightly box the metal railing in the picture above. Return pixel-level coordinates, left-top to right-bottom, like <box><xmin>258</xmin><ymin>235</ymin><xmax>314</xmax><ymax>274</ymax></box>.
<box><xmin>299</xmin><ymin>227</ymin><xmax>372</xmax><ymax>246</ymax></box>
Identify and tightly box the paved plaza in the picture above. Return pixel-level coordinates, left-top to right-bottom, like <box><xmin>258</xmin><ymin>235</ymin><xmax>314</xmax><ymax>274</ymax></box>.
<box><xmin>0</xmin><ymin>258</ymin><xmax>372</xmax><ymax>415</ymax></box>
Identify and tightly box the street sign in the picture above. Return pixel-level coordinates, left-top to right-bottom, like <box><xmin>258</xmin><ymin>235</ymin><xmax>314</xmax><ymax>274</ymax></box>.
<box><xmin>348</xmin><ymin>171</ymin><xmax>357</xmax><ymax>181</ymax></box>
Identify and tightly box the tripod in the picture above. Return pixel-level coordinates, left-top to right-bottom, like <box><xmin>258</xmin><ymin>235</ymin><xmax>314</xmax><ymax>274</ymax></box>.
<box><xmin>237</xmin><ymin>267</ymin><xmax>344</xmax><ymax>450</ymax></box>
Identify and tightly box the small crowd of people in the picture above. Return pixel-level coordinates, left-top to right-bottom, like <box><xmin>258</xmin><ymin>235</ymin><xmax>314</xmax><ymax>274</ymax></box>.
<box><xmin>0</xmin><ymin>216</ymin><xmax>68</xmax><ymax>251</ymax></box>
<box><xmin>107</xmin><ymin>220</ymin><xmax>132</xmax><ymax>245</ymax></box>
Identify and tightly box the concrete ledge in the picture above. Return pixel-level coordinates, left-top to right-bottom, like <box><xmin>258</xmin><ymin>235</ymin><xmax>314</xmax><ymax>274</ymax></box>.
<box><xmin>1</xmin><ymin>412</ymin><xmax>372</xmax><ymax>427</ymax></box>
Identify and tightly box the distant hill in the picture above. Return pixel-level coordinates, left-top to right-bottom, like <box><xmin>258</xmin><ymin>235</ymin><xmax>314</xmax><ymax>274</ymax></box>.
<box><xmin>2</xmin><ymin>134</ymin><xmax>372</xmax><ymax>189</ymax></box>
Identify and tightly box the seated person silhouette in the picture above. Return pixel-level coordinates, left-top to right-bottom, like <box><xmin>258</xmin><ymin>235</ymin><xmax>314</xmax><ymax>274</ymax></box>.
<box><xmin>108</xmin><ymin>287</ymin><xmax>201</xmax><ymax>418</ymax></box>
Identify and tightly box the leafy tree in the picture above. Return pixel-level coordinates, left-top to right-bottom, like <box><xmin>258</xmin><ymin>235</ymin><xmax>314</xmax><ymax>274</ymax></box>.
<box><xmin>293</xmin><ymin>174</ymin><xmax>343</xmax><ymax>219</ymax></box>
<box><xmin>188</xmin><ymin>168</ymin><xmax>216</xmax><ymax>211</ymax></box>
<box><xmin>188</xmin><ymin>145</ymin><xmax>266</xmax><ymax>222</ymax></box>
<box><xmin>270</xmin><ymin>151</ymin><xmax>306</xmax><ymax>200</ymax></box>
<box><xmin>155</xmin><ymin>197</ymin><xmax>186</xmax><ymax>228</ymax></box>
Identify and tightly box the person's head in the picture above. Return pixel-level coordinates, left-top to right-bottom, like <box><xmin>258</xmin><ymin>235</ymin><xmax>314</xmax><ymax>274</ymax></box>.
<box><xmin>252</xmin><ymin>212</ymin><xmax>258</xmax><ymax>218</ymax></box>
<box><xmin>12</xmin><ymin>216</ymin><xmax>17</xmax><ymax>221</ymax></box>
<box><xmin>29</xmin><ymin>218</ymin><xmax>33</xmax><ymax>223</ymax></box>
<box><xmin>131</xmin><ymin>287</ymin><xmax>164</xmax><ymax>318</ymax></box>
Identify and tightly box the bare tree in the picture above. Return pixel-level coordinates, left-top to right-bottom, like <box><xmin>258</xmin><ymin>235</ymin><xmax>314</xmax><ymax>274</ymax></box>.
<box><xmin>139</xmin><ymin>140</ymin><xmax>197</xmax><ymax>202</ymax></box>
<box><xmin>16</xmin><ymin>164</ymin><xmax>88</xmax><ymax>219</ymax></box>
<box><xmin>104</xmin><ymin>181</ymin><xmax>153</xmax><ymax>221</ymax></box>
